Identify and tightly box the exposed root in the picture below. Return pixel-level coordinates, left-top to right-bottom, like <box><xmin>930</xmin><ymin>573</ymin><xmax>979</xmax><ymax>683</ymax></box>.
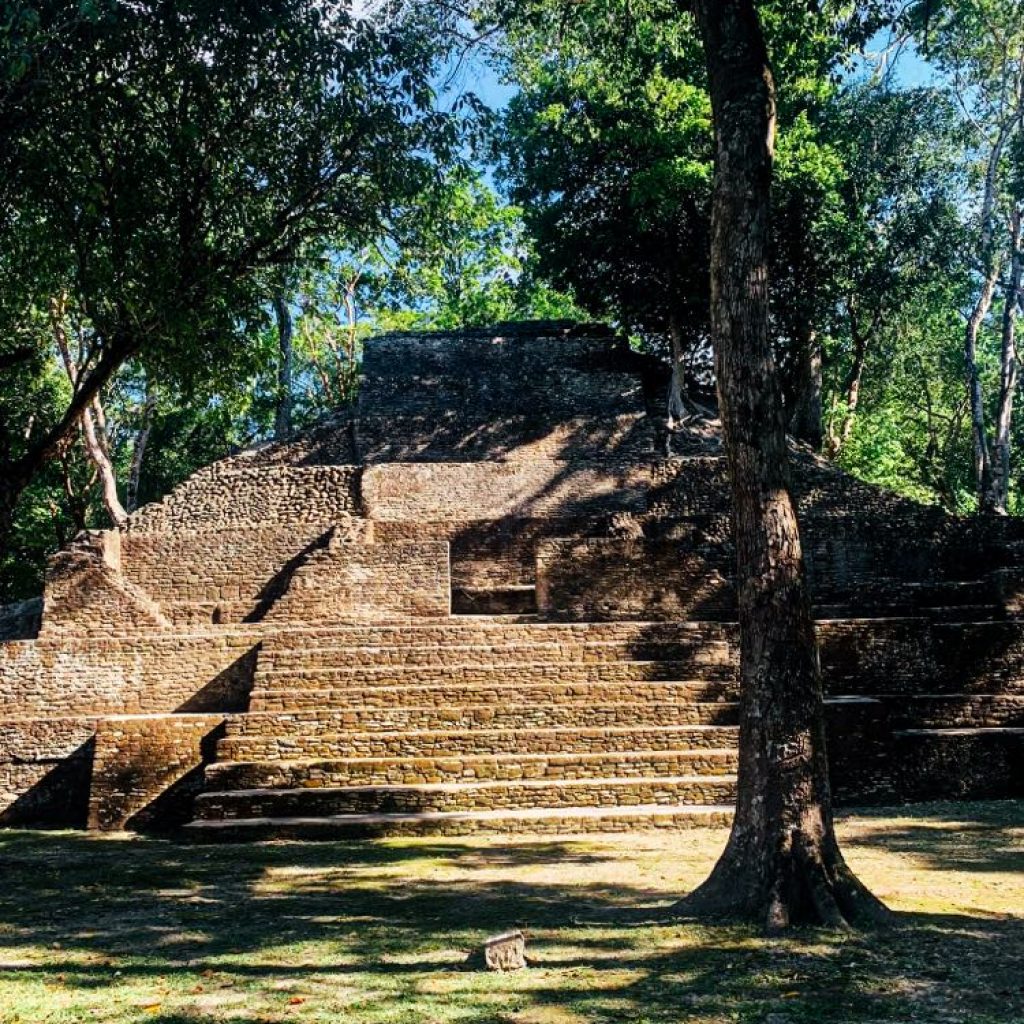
<box><xmin>670</xmin><ymin>837</ymin><xmax>894</xmax><ymax>933</ymax></box>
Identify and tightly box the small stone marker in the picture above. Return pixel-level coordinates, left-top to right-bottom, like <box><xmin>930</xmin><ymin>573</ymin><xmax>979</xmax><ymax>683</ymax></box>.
<box><xmin>478</xmin><ymin>929</ymin><xmax>527</xmax><ymax>971</ymax></box>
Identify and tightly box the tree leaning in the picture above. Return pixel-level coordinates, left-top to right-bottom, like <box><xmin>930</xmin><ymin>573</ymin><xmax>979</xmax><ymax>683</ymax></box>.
<box><xmin>676</xmin><ymin>0</ymin><xmax>891</xmax><ymax>930</ymax></box>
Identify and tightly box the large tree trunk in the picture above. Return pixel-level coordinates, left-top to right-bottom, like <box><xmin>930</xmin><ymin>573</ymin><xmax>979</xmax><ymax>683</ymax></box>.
<box><xmin>989</xmin><ymin>204</ymin><xmax>1022</xmax><ymax>515</ymax></box>
<box><xmin>274</xmin><ymin>292</ymin><xmax>294</xmax><ymax>441</ymax></box>
<box><xmin>675</xmin><ymin>0</ymin><xmax>889</xmax><ymax>931</ymax></box>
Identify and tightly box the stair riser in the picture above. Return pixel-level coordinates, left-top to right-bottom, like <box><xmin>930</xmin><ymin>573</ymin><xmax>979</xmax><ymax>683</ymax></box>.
<box><xmin>262</xmin><ymin>641</ymin><xmax>735</xmax><ymax>671</ymax></box>
<box><xmin>195</xmin><ymin>778</ymin><xmax>738</xmax><ymax>819</ymax></box>
<box><xmin>216</xmin><ymin>726</ymin><xmax>738</xmax><ymax>760</ymax></box>
<box><xmin>253</xmin><ymin>660</ymin><xmax>737</xmax><ymax>689</ymax></box>
<box><xmin>249</xmin><ymin>681</ymin><xmax>737</xmax><ymax>712</ymax></box>
<box><xmin>894</xmin><ymin>731</ymin><xmax>1024</xmax><ymax>800</ymax></box>
<box><xmin>259</xmin><ymin>621</ymin><xmax>731</xmax><ymax>650</ymax></box>
<box><xmin>185</xmin><ymin>807</ymin><xmax>736</xmax><ymax>841</ymax></box>
<box><xmin>206</xmin><ymin>751</ymin><xmax>740</xmax><ymax>789</ymax></box>
<box><xmin>892</xmin><ymin>699</ymin><xmax>1024</xmax><ymax>728</ymax></box>
<box><xmin>226</xmin><ymin>703</ymin><xmax>739</xmax><ymax>737</ymax></box>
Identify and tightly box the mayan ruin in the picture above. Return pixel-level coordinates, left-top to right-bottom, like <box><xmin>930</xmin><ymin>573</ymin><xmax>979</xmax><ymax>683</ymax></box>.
<box><xmin>1</xmin><ymin>322</ymin><xmax>1021</xmax><ymax>840</ymax></box>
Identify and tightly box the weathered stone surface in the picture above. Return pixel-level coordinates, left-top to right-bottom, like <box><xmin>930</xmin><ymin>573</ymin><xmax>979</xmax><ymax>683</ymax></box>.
<box><xmin>481</xmin><ymin>931</ymin><xmax>527</xmax><ymax>972</ymax></box>
<box><xmin>1</xmin><ymin>321</ymin><xmax>1023</xmax><ymax>836</ymax></box>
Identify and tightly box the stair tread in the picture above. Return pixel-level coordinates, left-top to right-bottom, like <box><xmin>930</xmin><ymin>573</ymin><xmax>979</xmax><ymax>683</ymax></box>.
<box><xmin>895</xmin><ymin>726</ymin><xmax>1024</xmax><ymax>736</ymax></box>
<box><xmin>211</xmin><ymin>748</ymin><xmax>741</xmax><ymax>770</ymax></box>
<box><xmin>253</xmin><ymin>667</ymin><xmax>729</xmax><ymax>684</ymax></box>
<box><xmin>257</xmin><ymin>660</ymin><xmax>728</xmax><ymax>677</ymax></box>
<box><xmin>198</xmin><ymin>774</ymin><xmax>739</xmax><ymax>800</ymax></box>
<box><xmin>224</xmin><ymin>723</ymin><xmax>739</xmax><ymax>739</ymax></box>
<box><xmin>265</xmin><ymin>639</ymin><xmax>729</xmax><ymax>656</ymax></box>
<box><xmin>237</xmin><ymin>701</ymin><xmax>739</xmax><ymax>718</ymax></box>
<box><xmin>184</xmin><ymin>802</ymin><xmax>736</xmax><ymax>828</ymax></box>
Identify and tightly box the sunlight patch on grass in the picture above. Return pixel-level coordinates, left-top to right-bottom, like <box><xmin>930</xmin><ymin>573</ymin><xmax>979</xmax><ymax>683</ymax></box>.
<box><xmin>0</xmin><ymin>801</ymin><xmax>1021</xmax><ymax>1023</ymax></box>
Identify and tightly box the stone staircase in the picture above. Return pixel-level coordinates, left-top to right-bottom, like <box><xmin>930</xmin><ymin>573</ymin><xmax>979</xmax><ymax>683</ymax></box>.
<box><xmin>185</xmin><ymin>618</ymin><xmax>741</xmax><ymax>838</ymax></box>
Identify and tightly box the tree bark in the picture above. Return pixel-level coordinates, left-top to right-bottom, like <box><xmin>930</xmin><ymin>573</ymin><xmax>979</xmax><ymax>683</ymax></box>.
<box><xmin>674</xmin><ymin>0</ymin><xmax>890</xmax><ymax>931</ymax></box>
<box><xmin>967</xmin><ymin>106</ymin><xmax>1020</xmax><ymax>511</ymax></box>
<box><xmin>274</xmin><ymin>292</ymin><xmax>294</xmax><ymax>441</ymax></box>
<box><xmin>990</xmin><ymin>204</ymin><xmax>1023</xmax><ymax>514</ymax></box>
<box><xmin>0</xmin><ymin>334</ymin><xmax>136</xmax><ymax>557</ymax></box>
<box><xmin>967</xmin><ymin>265</ymin><xmax>1000</xmax><ymax>510</ymax></box>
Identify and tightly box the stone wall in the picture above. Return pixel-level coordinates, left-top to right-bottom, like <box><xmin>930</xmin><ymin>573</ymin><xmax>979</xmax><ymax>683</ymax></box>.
<box><xmin>128</xmin><ymin>464</ymin><xmax>360</xmax><ymax>533</ymax></box>
<box><xmin>362</xmin><ymin>461</ymin><xmax>651</xmax><ymax>522</ymax></box>
<box><xmin>41</xmin><ymin>531</ymin><xmax>169</xmax><ymax>636</ymax></box>
<box><xmin>0</xmin><ymin>633</ymin><xmax>258</xmax><ymax>718</ymax></box>
<box><xmin>0</xmin><ymin>717</ymin><xmax>97</xmax><ymax>825</ymax></box>
<box><xmin>121</xmin><ymin>525</ymin><xmax>335</xmax><ymax>623</ymax></box>
<box><xmin>537</xmin><ymin>538</ymin><xmax>735</xmax><ymax>621</ymax></box>
<box><xmin>374</xmin><ymin>517</ymin><xmax>607</xmax><ymax>590</ymax></box>
<box><xmin>263</xmin><ymin>541</ymin><xmax>451</xmax><ymax>622</ymax></box>
<box><xmin>0</xmin><ymin>628</ymin><xmax>257</xmax><ymax>826</ymax></box>
<box><xmin>355</xmin><ymin>412</ymin><xmax>657</xmax><ymax>463</ymax></box>
<box><xmin>88</xmin><ymin>714</ymin><xmax>225</xmax><ymax>831</ymax></box>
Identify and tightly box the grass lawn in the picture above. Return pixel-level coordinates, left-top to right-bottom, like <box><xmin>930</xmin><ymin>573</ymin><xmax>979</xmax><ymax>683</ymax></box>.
<box><xmin>0</xmin><ymin>801</ymin><xmax>1021</xmax><ymax>1024</ymax></box>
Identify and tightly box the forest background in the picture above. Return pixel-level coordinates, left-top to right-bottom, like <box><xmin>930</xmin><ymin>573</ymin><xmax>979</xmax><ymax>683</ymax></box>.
<box><xmin>1</xmin><ymin>0</ymin><xmax>1022</xmax><ymax>602</ymax></box>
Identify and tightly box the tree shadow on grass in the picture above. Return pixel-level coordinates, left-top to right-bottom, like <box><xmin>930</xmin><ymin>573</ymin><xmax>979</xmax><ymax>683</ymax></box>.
<box><xmin>839</xmin><ymin>799</ymin><xmax>1024</xmax><ymax>874</ymax></box>
<box><xmin>0</xmin><ymin>818</ymin><xmax>1022</xmax><ymax>1024</ymax></box>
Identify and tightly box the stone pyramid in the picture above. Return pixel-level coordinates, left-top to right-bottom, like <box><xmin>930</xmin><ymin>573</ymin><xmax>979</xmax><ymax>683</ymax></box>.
<box><xmin>1</xmin><ymin>321</ymin><xmax>1022</xmax><ymax>837</ymax></box>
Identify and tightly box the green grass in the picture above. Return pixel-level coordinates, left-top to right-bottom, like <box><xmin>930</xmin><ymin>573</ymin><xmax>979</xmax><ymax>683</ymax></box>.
<box><xmin>0</xmin><ymin>801</ymin><xmax>1021</xmax><ymax>1024</ymax></box>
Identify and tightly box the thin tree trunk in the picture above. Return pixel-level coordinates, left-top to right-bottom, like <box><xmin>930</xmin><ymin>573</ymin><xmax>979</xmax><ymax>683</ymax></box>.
<box><xmin>787</xmin><ymin>325</ymin><xmax>822</xmax><ymax>450</ymax></box>
<box><xmin>830</xmin><ymin>305</ymin><xmax>870</xmax><ymax>457</ymax></box>
<box><xmin>0</xmin><ymin>328</ymin><xmax>136</xmax><ymax>557</ymax></box>
<box><xmin>968</xmin><ymin>109</ymin><xmax>1019</xmax><ymax>511</ymax></box>
<box><xmin>990</xmin><ymin>204</ymin><xmax>1023</xmax><ymax>513</ymax></box>
<box><xmin>675</xmin><ymin>0</ymin><xmax>889</xmax><ymax>931</ymax></box>
<box><xmin>667</xmin><ymin>314</ymin><xmax>689</xmax><ymax>426</ymax></box>
<box><xmin>50</xmin><ymin>296</ymin><xmax>127</xmax><ymax>527</ymax></box>
<box><xmin>274</xmin><ymin>292</ymin><xmax>293</xmax><ymax>440</ymax></box>
<box><xmin>127</xmin><ymin>382</ymin><xmax>157</xmax><ymax>513</ymax></box>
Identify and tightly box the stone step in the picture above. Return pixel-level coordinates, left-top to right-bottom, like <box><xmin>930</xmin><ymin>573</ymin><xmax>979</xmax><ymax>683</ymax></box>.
<box><xmin>252</xmin><ymin>659</ymin><xmax>737</xmax><ymax>690</ymax></box>
<box><xmin>205</xmin><ymin>748</ymin><xmax>740</xmax><ymax>789</ymax></box>
<box><xmin>813</xmin><ymin>603</ymin><xmax>1001</xmax><ymax>622</ymax></box>
<box><xmin>183</xmin><ymin>803</ymin><xmax>736</xmax><ymax>841</ymax></box>
<box><xmin>194</xmin><ymin>774</ymin><xmax>739</xmax><ymax>820</ymax></box>
<box><xmin>216</xmin><ymin>723</ymin><xmax>739</xmax><ymax>761</ymax></box>
<box><xmin>893</xmin><ymin>726</ymin><xmax>1024</xmax><ymax>800</ymax></box>
<box><xmin>890</xmin><ymin>694</ymin><xmax>1024</xmax><ymax>728</ymax></box>
<box><xmin>262</xmin><ymin>638</ymin><xmax>735</xmax><ymax>671</ymax></box>
<box><xmin>923</xmin><ymin>605</ymin><xmax>1005</xmax><ymax>623</ymax></box>
<box><xmin>451</xmin><ymin>586</ymin><xmax>537</xmax><ymax>615</ymax></box>
<box><xmin>261</xmin><ymin>618</ymin><xmax>723</xmax><ymax>645</ymax></box>
<box><xmin>249</xmin><ymin>679</ymin><xmax>737</xmax><ymax>712</ymax></box>
<box><xmin>224</xmin><ymin>702</ymin><xmax>740</xmax><ymax>738</ymax></box>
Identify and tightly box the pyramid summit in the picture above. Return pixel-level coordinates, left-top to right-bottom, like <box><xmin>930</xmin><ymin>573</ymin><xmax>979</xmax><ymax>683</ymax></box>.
<box><xmin>1</xmin><ymin>321</ymin><xmax>1022</xmax><ymax>837</ymax></box>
